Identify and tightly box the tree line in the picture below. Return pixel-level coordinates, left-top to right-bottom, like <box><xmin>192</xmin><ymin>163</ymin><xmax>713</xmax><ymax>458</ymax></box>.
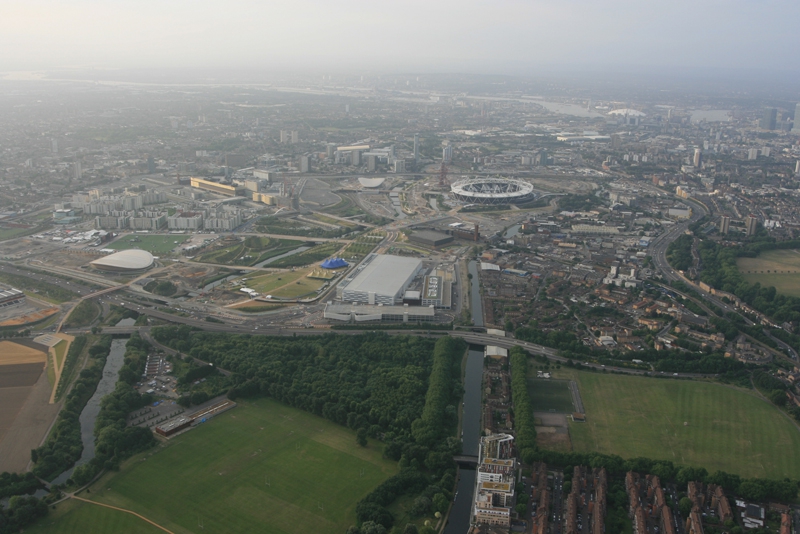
<box><xmin>510</xmin><ymin>347</ymin><xmax>537</xmax><ymax>460</ymax></box>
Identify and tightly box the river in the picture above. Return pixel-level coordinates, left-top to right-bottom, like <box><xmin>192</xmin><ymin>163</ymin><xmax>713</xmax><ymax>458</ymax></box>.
<box><xmin>50</xmin><ymin>337</ymin><xmax>128</xmax><ymax>485</ymax></box>
<box><xmin>252</xmin><ymin>246</ymin><xmax>311</xmax><ymax>268</ymax></box>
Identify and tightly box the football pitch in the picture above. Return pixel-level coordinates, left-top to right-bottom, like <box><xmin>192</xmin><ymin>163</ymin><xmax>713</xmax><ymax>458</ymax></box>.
<box><xmin>107</xmin><ymin>234</ymin><xmax>189</xmax><ymax>255</ymax></box>
<box><xmin>30</xmin><ymin>398</ymin><xmax>398</xmax><ymax>534</ymax></box>
<box><xmin>560</xmin><ymin>370</ymin><xmax>800</xmax><ymax>479</ymax></box>
<box><xmin>528</xmin><ymin>379</ymin><xmax>575</xmax><ymax>413</ymax></box>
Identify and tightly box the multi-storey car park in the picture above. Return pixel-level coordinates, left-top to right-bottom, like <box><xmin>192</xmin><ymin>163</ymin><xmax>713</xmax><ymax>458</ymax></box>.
<box><xmin>450</xmin><ymin>177</ymin><xmax>536</xmax><ymax>205</ymax></box>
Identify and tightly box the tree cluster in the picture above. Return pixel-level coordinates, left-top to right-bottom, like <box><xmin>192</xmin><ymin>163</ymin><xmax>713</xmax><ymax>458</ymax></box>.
<box><xmin>0</xmin><ymin>496</ymin><xmax>48</xmax><ymax>534</ymax></box>
<box><xmin>151</xmin><ymin>328</ymin><xmax>468</xmax><ymax>530</ymax></box>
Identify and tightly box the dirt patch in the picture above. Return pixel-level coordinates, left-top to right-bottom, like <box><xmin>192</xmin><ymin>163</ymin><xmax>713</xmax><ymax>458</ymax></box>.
<box><xmin>0</xmin><ymin>368</ymin><xmax>60</xmax><ymax>473</ymax></box>
<box><xmin>0</xmin><ymin>307</ymin><xmax>59</xmax><ymax>327</ymax></box>
<box><xmin>0</xmin><ymin>340</ymin><xmax>47</xmax><ymax>364</ymax></box>
<box><xmin>536</xmin><ymin>429</ymin><xmax>572</xmax><ymax>452</ymax></box>
<box><xmin>0</xmin><ymin>387</ymin><xmax>32</xmax><ymax>442</ymax></box>
<box><xmin>0</xmin><ymin>363</ymin><xmax>45</xmax><ymax>387</ymax></box>
<box><xmin>534</xmin><ymin>412</ymin><xmax>569</xmax><ymax>426</ymax></box>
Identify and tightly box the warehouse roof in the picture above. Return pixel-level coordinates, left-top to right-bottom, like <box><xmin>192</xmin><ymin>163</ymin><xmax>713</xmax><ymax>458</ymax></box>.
<box><xmin>341</xmin><ymin>254</ymin><xmax>421</xmax><ymax>297</ymax></box>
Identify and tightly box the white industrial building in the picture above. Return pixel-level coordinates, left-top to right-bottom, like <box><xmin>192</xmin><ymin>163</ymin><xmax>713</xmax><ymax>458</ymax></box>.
<box><xmin>336</xmin><ymin>254</ymin><xmax>423</xmax><ymax>305</ymax></box>
<box><xmin>323</xmin><ymin>303</ymin><xmax>435</xmax><ymax>323</ymax></box>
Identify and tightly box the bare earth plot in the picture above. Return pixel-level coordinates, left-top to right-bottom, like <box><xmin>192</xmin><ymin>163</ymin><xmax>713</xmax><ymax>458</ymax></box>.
<box><xmin>0</xmin><ymin>341</ymin><xmax>57</xmax><ymax>473</ymax></box>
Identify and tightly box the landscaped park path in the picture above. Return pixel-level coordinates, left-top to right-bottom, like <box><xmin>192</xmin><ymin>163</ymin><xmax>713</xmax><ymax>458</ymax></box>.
<box><xmin>71</xmin><ymin>496</ymin><xmax>175</xmax><ymax>534</ymax></box>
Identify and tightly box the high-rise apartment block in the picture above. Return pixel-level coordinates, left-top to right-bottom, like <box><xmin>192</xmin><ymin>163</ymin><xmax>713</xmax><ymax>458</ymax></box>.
<box><xmin>745</xmin><ymin>216</ymin><xmax>758</xmax><ymax>236</ymax></box>
<box><xmin>719</xmin><ymin>216</ymin><xmax>730</xmax><ymax>235</ymax></box>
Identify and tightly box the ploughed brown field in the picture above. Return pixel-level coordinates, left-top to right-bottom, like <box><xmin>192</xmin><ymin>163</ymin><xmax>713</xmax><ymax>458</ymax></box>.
<box><xmin>0</xmin><ymin>341</ymin><xmax>58</xmax><ymax>473</ymax></box>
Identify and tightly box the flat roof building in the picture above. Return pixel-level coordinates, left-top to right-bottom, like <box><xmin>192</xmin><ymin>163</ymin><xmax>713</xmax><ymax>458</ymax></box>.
<box><xmin>190</xmin><ymin>177</ymin><xmax>243</xmax><ymax>197</ymax></box>
<box><xmin>323</xmin><ymin>303</ymin><xmax>435</xmax><ymax>323</ymax></box>
<box><xmin>409</xmin><ymin>230</ymin><xmax>454</xmax><ymax>248</ymax></box>
<box><xmin>336</xmin><ymin>254</ymin><xmax>423</xmax><ymax>305</ymax></box>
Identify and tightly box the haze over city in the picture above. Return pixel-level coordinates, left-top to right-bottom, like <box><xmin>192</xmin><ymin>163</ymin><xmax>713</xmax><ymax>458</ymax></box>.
<box><xmin>2</xmin><ymin>0</ymin><xmax>800</xmax><ymax>79</ymax></box>
<box><xmin>1</xmin><ymin>1</ymin><xmax>800</xmax><ymax>534</ymax></box>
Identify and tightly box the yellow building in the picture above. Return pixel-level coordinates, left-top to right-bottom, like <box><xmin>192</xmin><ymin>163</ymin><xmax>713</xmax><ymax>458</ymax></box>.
<box><xmin>190</xmin><ymin>178</ymin><xmax>241</xmax><ymax>197</ymax></box>
<box><xmin>252</xmin><ymin>192</ymin><xmax>276</xmax><ymax>205</ymax></box>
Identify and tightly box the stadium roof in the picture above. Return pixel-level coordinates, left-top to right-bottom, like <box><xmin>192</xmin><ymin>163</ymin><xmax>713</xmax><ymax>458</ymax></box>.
<box><xmin>321</xmin><ymin>257</ymin><xmax>349</xmax><ymax>269</ymax></box>
<box><xmin>90</xmin><ymin>249</ymin><xmax>155</xmax><ymax>271</ymax></box>
<box><xmin>358</xmin><ymin>177</ymin><xmax>385</xmax><ymax>188</ymax></box>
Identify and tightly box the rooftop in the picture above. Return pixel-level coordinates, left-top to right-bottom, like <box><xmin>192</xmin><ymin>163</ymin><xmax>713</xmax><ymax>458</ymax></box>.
<box><xmin>341</xmin><ymin>254</ymin><xmax>422</xmax><ymax>297</ymax></box>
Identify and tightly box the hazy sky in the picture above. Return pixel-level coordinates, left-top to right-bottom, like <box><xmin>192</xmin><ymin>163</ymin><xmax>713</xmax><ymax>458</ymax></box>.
<box><xmin>2</xmin><ymin>0</ymin><xmax>799</xmax><ymax>76</ymax></box>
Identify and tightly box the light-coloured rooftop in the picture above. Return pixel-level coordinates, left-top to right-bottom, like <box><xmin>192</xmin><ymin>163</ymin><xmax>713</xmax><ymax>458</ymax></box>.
<box><xmin>342</xmin><ymin>254</ymin><xmax>422</xmax><ymax>297</ymax></box>
<box><xmin>90</xmin><ymin>249</ymin><xmax>155</xmax><ymax>271</ymax></box>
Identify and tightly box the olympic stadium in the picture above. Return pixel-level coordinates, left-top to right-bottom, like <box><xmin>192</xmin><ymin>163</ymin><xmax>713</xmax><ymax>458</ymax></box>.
<box><xmin>450</xmin><ymin>177</ymin><xmax>536</xmax><ymax>205</ymax></box>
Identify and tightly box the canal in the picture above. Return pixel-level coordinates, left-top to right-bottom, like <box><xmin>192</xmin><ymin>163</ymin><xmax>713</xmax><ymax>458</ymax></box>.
<box><xmin>444</xmin><ymin>346</ymin><xmax>484</xmax><ymax>534</ymax></box>
<box><xmin>467</xmin><ymin>260</ymin><xmax>483</xmax><ymax>328</ymax></box>
<box><xmin>444</xmin><ymin>260</ymin><xmax>486</xmax><ymax>533</ymax></box>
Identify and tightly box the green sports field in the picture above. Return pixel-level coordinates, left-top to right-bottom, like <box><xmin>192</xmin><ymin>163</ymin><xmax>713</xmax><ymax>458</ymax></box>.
<box><xmin>554</xmin><ymin>369</ymin><xmax>800</xmax><ymax>479</ymax></box>
<box><xmin>31</xmin><ymin>398</ymin><xmax>398</xmax><ymax>534</ymax></box>
<box><xmin>737</xmin><ymin>249</ymin><xmax>800</xmax><ymax>297</ymax></box>
<box><xmin>107</xmin><ymin>234</ymin><xmax>189</xmax><ymax>255</ymax></box>
<box><xmin>528</xmin><ymin>379</ymin><xmax>575</xmax><ymax>413</ymax></box>
<box><xmin>26</xmin><ymin>499</ymin><xmax>163</xmax><ymax>534</ymax></box>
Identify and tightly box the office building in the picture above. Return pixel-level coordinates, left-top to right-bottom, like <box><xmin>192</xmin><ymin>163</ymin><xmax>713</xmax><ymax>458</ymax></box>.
<box><xmin>760</xmin><ymin>108</ymin><xmax>777</xmax><ymax>130</ymax></box>
<box><xmin>719</xmin><ymin>216</ymin><xmax>730</xmax><ymax>235</ymax></box>
<box><xmin>73</xmin><ymin>161</ymin><xmax>82</xmax><ymax>180</ymax></box>
<box><xmin>326</xmin><ymin>143</ymin><xmax>336</xmax><ymax>159</ymax></box>
<box><xmin>413</xmin><ymin>134</ymin><xmax>419</xmax><ymax>163</ymax></box>
<box><xmin>693</xmin><ymin>148</ymin><xmax>702</xmax><ymax>168</ymax></box>
<box><xmin>299</xmin><ymin>155</ymin><xmax>311</xmax><ymax>173</ymax></box>
<box><xmin>351</xmin><ymin>150</ymin><xmax>361</xmax><ymax>166</ymax></box>
<box><xmin>394</xmin><ymin>159</ymin><xmax>405</xmax><ymax>173</ymax></box>
<box><xmin>147</xmin><ymin>156</ymin><xmax>156</xmax><ymax>174</ymax></box>
<box><xmin>336</xmin><ymin>254</ymin><xmax>423</xmax><ymax>305</ymax></box>
<box><xmin>367</xmin><ymin>155</ymin><xmax>377</xmax><ymax>171</ymax></box>
<box><xmin>291</xmin><ymin>131</ymin><xmax>299</xmax><ymax>144</ymax></box>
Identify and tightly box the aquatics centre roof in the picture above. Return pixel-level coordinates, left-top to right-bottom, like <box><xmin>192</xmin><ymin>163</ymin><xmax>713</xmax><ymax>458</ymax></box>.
<box><xmin>90</xmin><ymin>249</ymin><xmax>155</xmax><ymax>271</ymax></box>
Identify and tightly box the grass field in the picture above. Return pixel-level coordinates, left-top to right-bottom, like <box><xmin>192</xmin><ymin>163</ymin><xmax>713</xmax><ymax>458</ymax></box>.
<box><xmin>53</xmin><ymin>340</ymin><xmax>67</xmax><ymax>369</ymax></box>
<box><xmin>27</xmin><ymin>499</ymin><xmax>164</xmax><ymax>534</ymax></box>
<box><xmin>737</xmin><ymin>249</ymin><xmax>800</xmax><ymax>297</ymax></box>
<box><xmin>528</xmin><ymin>379</ymin><xmax>575</xmax><ymax>413</ymax></box>
<box><xmin>551</xmin><ymin>369</ymin><xmax>800</xmax><ymax>479</ymax></box>
<box><xmin>30</xmin><ymin>398</ymin><xmax>397</xmax><ymax>534</ymax></box>
<box><xmin>242</xmin><ymin>268</ymin><xmax>326</xmax><ymax>298</ymax></box>
<box><xmin>108</xmin><ymin>234</ymin><xmax>189</xmax><ymax>255</ymax></box>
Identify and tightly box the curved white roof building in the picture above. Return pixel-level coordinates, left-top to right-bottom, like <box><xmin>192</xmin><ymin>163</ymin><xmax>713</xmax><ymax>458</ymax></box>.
<box><xmin>358</xmin><ymin>177</ymin><xmax>385</xmax><ymax>188</ymax></box>
<box><xmin>608</xmin><ymin>108</ymin><xmax>646</xmax><ymax>117</ymax></box>
<box><xmin>90</xmin><ymin>249</ymin><xmax>155</xmax><ymax>272</ymax></box>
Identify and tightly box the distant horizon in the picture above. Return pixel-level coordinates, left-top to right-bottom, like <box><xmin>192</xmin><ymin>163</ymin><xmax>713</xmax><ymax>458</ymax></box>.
<box><xmin>2</xmin><ymin>0</ymin><xmax>799</xmax><ymax>89</ymax></box>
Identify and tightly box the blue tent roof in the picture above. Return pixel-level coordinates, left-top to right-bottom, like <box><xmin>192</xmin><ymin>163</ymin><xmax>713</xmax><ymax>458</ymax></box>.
<box><xmin>321</xmin><ymin>257</ymin><xmax>349</xmax><ymax>269</ymax></box>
